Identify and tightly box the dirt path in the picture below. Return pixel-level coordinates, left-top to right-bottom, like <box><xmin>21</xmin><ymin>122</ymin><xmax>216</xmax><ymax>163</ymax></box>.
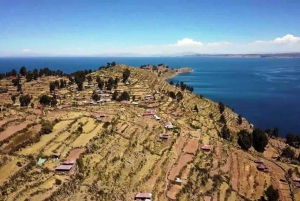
<box><xmin>231</xmin><ymin>152</ymin><xmax>239</xmax><ymax>191</ymax></box>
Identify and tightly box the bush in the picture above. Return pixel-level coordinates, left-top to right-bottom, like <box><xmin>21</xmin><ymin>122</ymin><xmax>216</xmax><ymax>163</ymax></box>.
<box><xmin>281</xmin><ymin>147</ymin><xmax>295</xmax><ymax>159</ymax></box>
<box><xmin>265</xmin><ymin>185</ymin><xmax>279</xmax><ymax>201</ymax></box>
<box><xmin>16</xmin><ymin>161</ymin><xmax>22</xmax><ymax>167</ymax></box>
<box><xmin>40</xmin><ymin>120</ymin><xmax>53</xmax><ymax>134</ymax></box>
<box><xmin>55</xmin><ymin>178</ymin><xmax>62</xmax><ymax>185</ymax></box>
<box><xmin>238</xmin><ymin>130</ymin><xmax>252</xmax><ymax>151</ymax></box>
<box><xmin>252</xmin><ymin>128</ymin><xmax>268</xmax><ymax>152</ymax></box>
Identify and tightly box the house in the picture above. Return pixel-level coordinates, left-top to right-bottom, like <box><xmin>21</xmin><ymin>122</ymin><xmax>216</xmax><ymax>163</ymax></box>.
<box><xmin>143</xmin><ymin>109</ymin><xmax>154</xmax><ymax>116</ymax></box>
<box><xmin>60</xmin><ymin>104</ymin><xmax>71</xmax><ymax>109</ymax></box>
<box><xmin>55</xmin><ymin>165</ymin><xmax>73</xmax><ymax>171</ymax></box>
<box><xmin>134</xmin><ymin>193</ymin><xmax>152</xmax><ymax>200</ymax></box>
<box><xmin>293</xmin><ymin>177</ymin><xmax>300</xmax><ymax>182</ymax></box>
<box><xmin>295</xmin><ymin>183</ymin><xmax>300</xmax><ymax>188</ymax></box>
<box><xmin>132</xmin><ymin>101</ymin><xmax>139</xmax><ymax>105</ymax></box>
<box><xmin>84</xmin><ymin>84</ymin><xmax>94</xmax><ymax>88</ymax></box>
<box><xmin>165</xmin><ymin>121</ymin><xmax>174</xmax><ymax>129</ymax></box>
<box><xmin>62</xmin><ymin>160</ymin><xmax>75</xmax><ymax>165</ymax></box>
<box><xmin>159</xmin><ymin>133</ymin><xmax>169</xmax><ymax>140</ymax></box>
<box><xmin>257</xmin><ymin>164</ymin><xmax>269</xmax><ymax>172</ymax></box>
<box><xmin>200</xmin><ymin>145</ymin><xmax>212</xmax><ymax>151</ymax></box>
<box><xmin>154</xmin><ymin>115</ymin><xmax>160</xmax><ymax>120</ymax></box>
<box><xmin>120</xmin><ymin>100</ymin><xmax>130</xmax><ymax>104</ymax></box>
<box><xmin>144</xmin><ymin>94</ymin><xmax>153</xmax><ymax>100</ymax></box>
<box><xmin>53</xmin><ymin>153</ymin><xmax>60</xmax><ymax>159</ymax></box>
<box><xmin>94</xmin><ymin>113</ymin><xmax>106</xmax><ymax>119</ymax></box>
<box><xmin>37</xmin><ymin>158</ymin><xmax>46</xmax><ymax>165</ymax></box>
<box><xmin>254</xmin><ymin>158</ymin><xmax>264</xmax><ymax>164</ymax></box>
<box><xmin>175</xmin><ymin>178</ymin><xmax>182</xmax><ymax>185</ymax></box>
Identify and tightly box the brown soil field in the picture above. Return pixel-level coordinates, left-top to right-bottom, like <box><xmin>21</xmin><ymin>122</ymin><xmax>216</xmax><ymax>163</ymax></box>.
<box><xmin>168</xmin><ymin>153</ymin><xmax>194</xmax><ymax>181</ymax></box>
<box><xmin>183</xmin><ymin>139</ymin><xmax>198</xmax><ymax>154</ymax></box>
<box><xmin>0</xmin><ymin>121</ymin><xmax>30</xmax><ymax>141</ymax></box>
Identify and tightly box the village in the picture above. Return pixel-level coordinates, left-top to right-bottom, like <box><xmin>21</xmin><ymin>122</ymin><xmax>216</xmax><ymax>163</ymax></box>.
<box><xmin>0</xmin><ymin>64</ymin><xmax>299</xmax><ymax>201</ymax></box>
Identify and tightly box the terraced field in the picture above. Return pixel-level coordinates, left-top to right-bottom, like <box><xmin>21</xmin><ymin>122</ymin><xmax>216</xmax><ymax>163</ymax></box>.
<box><xmin>0</xmin><ymin>64</ymin><xmax>298</xmax><ymax>201</ymax></box>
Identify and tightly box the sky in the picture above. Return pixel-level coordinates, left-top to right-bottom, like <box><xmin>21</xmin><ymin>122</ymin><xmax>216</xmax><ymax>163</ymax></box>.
<box><xmin>0</xmin><ymin>0</ymin><xmax>300</xmax><ymax>56</ymax></box>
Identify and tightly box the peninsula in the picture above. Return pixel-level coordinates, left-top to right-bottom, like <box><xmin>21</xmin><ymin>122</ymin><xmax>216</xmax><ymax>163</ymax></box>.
<box><xmin>0</xmin><ymin>63</ymin><xmax>299</xmax><ymax>201</ymax></box>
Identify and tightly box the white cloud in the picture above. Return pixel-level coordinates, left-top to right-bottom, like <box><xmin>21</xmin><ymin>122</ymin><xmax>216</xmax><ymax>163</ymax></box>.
<box><xmin>173</xmin><ymin>38</ymin><xmax>203</xmax><ymax>46</ymax></box>
<box><xmin>274</xmin><ymin>34</ymin><xmax>300</xmax><ymax>44</ymax></box>
<box><xmin>207</xmin><ymin>41</ymin><xmax>231</xmax><ymax>46</ymax></box>
<box><xmin>22</xmin><ymin>49</ymin><xmax>30</xmax><ymax>52</ymax></box>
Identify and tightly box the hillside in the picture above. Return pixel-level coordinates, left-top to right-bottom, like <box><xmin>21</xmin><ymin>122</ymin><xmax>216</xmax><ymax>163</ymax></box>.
<box><xmin>0</xmin><ymin>64</ymin><xmax>299</xmax><ymax>201</ymax></box>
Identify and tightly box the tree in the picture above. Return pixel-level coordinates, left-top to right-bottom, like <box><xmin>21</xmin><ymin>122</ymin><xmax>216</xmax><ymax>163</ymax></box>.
<box><xmin>25</xmin><ymin>71</ymin><xmax>33</xmax><ymax>82</ymax></box>
<box><xmin>55</xmin><ymin>178</ymin><xmax>62</xmax><ymax>185</ymax></box>
<box><xmin>96</xmin><ymin>76</ymin><xmax>101</xmax><ymax>84</ymax></box>
<box><xmin>122</xmin><ymin>69</ymin><xmax>130</xmax><ymax>82</ymax></box>
<box><xmin>176</xmin><ymin>91</ymin><xmax>183</xmax><ymax>102</ymax></box>
<box><xmin>219</xmin><ymin>114</ymin><xmax>226</xmax><ymax>124</ymax></box>
<box><xmin>19</xmin><ymin>66</ymin><xmax>27</xmax><ymax>76</ymax></box>
<box><xmin>39</xmin><ymin>95</ymin><xmax>51</xmax><ymax>106</ymax></box>
<box><xmin>92</xmin><ymin>93</ymin><xmax>99</xmax><ymax>101</ymax></box>
<box><xmin>11</xmin><ymin>69</ymin><xmax>17</xmax><ymax>76</ymax></box>
<box><xmin>50</xmin><ymin>98</ymin><xmax>57</xmax><ymax>107</ymax></box>
<box><xmin>118</xmin><ymin>91</ymin><xmax>130</xmax><ymax>101</ymax></box>
<box><xmin>265</xmin><ymin>185</ymin><xmax>279</xmax><ymax>201</ymax></box>
<box><xmin>107</xmin><ymin>62</ymin><xmax>111</xmax><ymax>68</ymax></box>
<box><xmin>49</xmin><ymin>82</ymin><xmax>56</xmax><ymax>91</ymax></box>
<box><xmin>272</xmin><ymin>127</ymin><xmax>279</xmax><ymax>138</ymax></box>
<box><xmin>11</xmin><ymin>95</ymin><xmax>16</xmax><ymax>104</ymax></box>
<box><xmin>252</xmin><ymin>128</ymin><xmax>268</xmax><ymax>152</ymax></box>
<box><xmin>219</xmin><ymin>102</ymin><xmax>225</xmax><ymax>114</ymax></box>
<box><xmin>112</xmin><ymin>91</ymin><xmax>118</xmax><ymax>100</ymax></box>
<box><xmin>237</xmin><ymin>115</ymin><xmax>243</xmax><ymax>125</ymax></box>
<box><xmin>281</xmin><ymin>147</ymin><xmax>295</xmax><ymax>159</ymax></box>
<box><xmin>238</xmin><ymin>130</ymin><xmax>252</xmax><ymax>151</ymax></box>
<box><xmin>98</xmin><ymin>80</ymin><xmax>104</xmax><ymax>90</ymax></box>
<box><xmin>19</xmin><ymin>94</ymin><xmax>32</xmax><ymax>106</ymax></box>
<box><xmin>33</xmin><ymin>69</ymin><xmax>39</xmax><ymax>80</ymax></box>
<box><xmin>220</xmin><ymin>125</ymin><xmax>231</xmax><ymax>141</ymax></box>
<box><xmin>87</xmin><ymin>75</ymin><xmax>93</xmax><ymax>83</ymax></box>
<box><xmin>169</xmin><ymin>91</ymin><xmax>176</xmax><ymax>99</ymax></box>
<box><xmin>111</xmin><ymin>61</ymin><xmax>116</xmax><ymax>66</ymax></box>
<box><xmin>31</xmin><ymin>102</ymin><xmax>34</xmax><ymax>108</ymax></box>
<box><xmin>169</xmin><ymin>80</ymin><xmax>174</xmax><ymax>85</ymax></box>
<box><xmin>114</xmin><ymin>77</ymin><xmax>119</xmax><ymax>86</ymax></box>
<box><xmin>17</xmin><ymin>84</ymin><xmax>22</xmax><ymax>92</ymax></box>
<box><xmin>194</xmin><ymin>105</ymin><xmax>198</xmax><ymax>112</ymax></box>
<box><xmin>12</xmin><ymin>78</ymin><xmax>20</xmax><ymax>86</ymax></box>
<box><xmin>40</xmin><ymin>120</ymin><xmax>53</xmax><ymax>134</ymax></box>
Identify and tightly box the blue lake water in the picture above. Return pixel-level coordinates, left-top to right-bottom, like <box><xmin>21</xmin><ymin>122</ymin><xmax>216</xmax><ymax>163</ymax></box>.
<box><xmin>0</xmin><ymin>57</ymin><xmax>300</xmax><ymax>137</ymax></box>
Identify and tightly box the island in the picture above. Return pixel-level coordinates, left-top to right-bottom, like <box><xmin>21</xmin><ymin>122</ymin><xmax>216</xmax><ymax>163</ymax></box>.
<box><xmin>0</xmin><ymin>63</ymin><xmax>299</xmax><ymax>201</ymax></box>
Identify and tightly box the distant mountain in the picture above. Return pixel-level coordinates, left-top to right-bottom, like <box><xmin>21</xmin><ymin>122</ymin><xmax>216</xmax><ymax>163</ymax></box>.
<box><xmin>182</xmin><ymin>53</ymin><xmax>300</xmax><ymax>58</ymax></box>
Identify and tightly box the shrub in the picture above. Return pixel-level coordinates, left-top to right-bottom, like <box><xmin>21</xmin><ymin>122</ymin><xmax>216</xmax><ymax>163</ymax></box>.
<box><xmin>16</xmin><ymin>161</ymin><xmax>22</xmax><ymax>167</ymax></box>
<box><xmin>55</xmin><ymin>178</ymin><xmax>62</xmax><ymax>185</ymax></box>
<box><xmin>238</xmin><ymin>130</ymin><xmax>252</xmax><ymax>151</ymax></box>
<box><xmin>40</xmin><ymin>120</ymin><xmax>53</xmax><ymax>134</ymax></box>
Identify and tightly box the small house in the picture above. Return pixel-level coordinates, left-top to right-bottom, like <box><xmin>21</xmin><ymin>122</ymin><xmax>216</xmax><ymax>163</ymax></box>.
<box><xmin>94</xmin><ymin>113</ymin><xmax>106</xmax><ymax>119</ymax></box>
<box><xmin>53</xmin><ymin>153</ymin><xmax>60</xmax><ymax>159</ymax></box>
<box><xmin>55</xmin><ymin>165</ymin><xmax>73</xmax><ymax>171</ymax></box>
<box><xmin>293</xmin><ymin>177</ymin><xmax>300</xmax><ymax>182</ymax></box>
<box><xmin>165</xmin><ymin>121</ymin><xmax>174</xmax><ymax>129</ymax></box>
<box><xmin>159</xmin><ymin>133</ymin><xmax>169</xmax><ymax>140</ymax></box>
<box><xmin>175</xmin><ymin>178</ymin><xmax>182</xmax><ymax>185</ymax></box>
<box><xmin>62</xmin><ymin>160</ymin><xmax>75</xmax><ymax>165</ymax></box>
<box><xmin>257</xmin><ymin>164</ymin><xmax>269</xmax><ymax>172</ymax></box>
<box><xmin>143</xmin><ymin>109</ymin><xmax>154</xmax><ymax>116</ymax></box>
<box><xmin>132</xmin><ymin>101</ymin><xmax>139</xmax><ymax>105</ymax></box>
<box><xmin>134</xmin><ymin>193</ymin><xmax>152</xmax><ymax>201</ymax></box>
<box><xmin>200</xmin><ymin>145</ymin><xmax>212</xmax><ymax>151</ymax></box>
<box><xmin>254</xmin><ymin>158</ymin><xmax>264</xmax><ymax>164</ymax></box>
<box><xmin>154</xmin><ymin>115</ymin><xmax>160</xmax><ymax>120</ymax></box>
<box><xmin>295</xmin><ymin>183</ymin><xmax>300</xmax><ymax>188</ymax></box>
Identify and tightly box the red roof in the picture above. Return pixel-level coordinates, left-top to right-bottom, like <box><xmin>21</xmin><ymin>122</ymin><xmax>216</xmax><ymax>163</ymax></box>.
<box><xmin>293</xmin><ymin>177</ymin><xmax>300</xmax><ymax>182</ymax></box>
<box><xmin>257</xmin><ymin>164</ymin><xmax>269</xmax><ymax>172</ymax></box>
<box><xmin>62</xmin><ymin>160</ymin><xmax>74</xmax><ymax>165</ymax></box>
<box><xmin>94</xmin><ymin>113</ymin><xmax>106</xmax><ymax>118</ymax></box>
<box><xmin>254</xmin><ymin>158</ymin><xmax>264</xmax><ymax>163</ymax></box>
<box><xmin>201</xmin><ymin>145</ymin><xmax>211</xmax><ymax>150</ymax></box>
<box><xmin>135</xmin><ymin>193</ymin><xmax>152</xmax><ymax>199</ymax></box>
<box><xmin>55</xmin><ymin>165</ymin><xmax>73</xmax><ymax>171</ymax></box>
<box><xmin>295</xmin><ymin>182</ymin><xmax>300</xmax><ymax>188</ymax></box>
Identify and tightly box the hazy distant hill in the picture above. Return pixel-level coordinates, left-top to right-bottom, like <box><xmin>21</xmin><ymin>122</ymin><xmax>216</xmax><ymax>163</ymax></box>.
<box><xmin>183</xmin><ymin>53</ymin><xmax>300</xmax><ymax>58</ymax></box>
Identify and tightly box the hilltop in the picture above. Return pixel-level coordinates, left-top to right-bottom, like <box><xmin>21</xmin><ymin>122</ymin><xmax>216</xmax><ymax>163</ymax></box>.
<box><xmin>0</xmin><ymin>63</ymin><xmax>299</xmax><ymax>201</ymax></box>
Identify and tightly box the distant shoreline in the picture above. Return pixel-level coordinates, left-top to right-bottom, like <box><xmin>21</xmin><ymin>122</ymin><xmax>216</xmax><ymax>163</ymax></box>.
<box><xmin>165</xmin><ymin>67</ymin><xmax>193</xmax><ymax>80</ymax></box>
<box><xmin>182</xmin><ymin>53</ymin><xmax>300</xmax><ymax>58</ymax></box>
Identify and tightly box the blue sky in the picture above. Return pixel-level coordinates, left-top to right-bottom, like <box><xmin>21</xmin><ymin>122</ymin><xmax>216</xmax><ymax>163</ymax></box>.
<box><xmin>1</xmin><ymin>0</ymin><xmax>300</xmax><ymax>56</ymax></box>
